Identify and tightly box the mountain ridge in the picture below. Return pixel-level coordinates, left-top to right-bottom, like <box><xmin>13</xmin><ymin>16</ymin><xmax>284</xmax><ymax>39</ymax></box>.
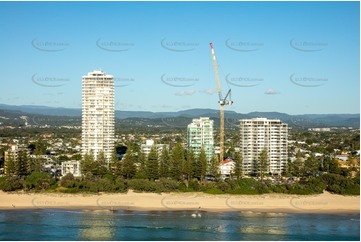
<box><xmin>0</xmin><ymin>104</ymin><xmax>359</xmax><ymax>128</ymax></box>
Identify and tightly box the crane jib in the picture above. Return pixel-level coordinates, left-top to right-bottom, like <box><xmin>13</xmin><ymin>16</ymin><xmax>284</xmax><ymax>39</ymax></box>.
<box><xmin>209</xmin><ymin>42</ymin><xmax>234</xmax><ymax>162</ymax></box>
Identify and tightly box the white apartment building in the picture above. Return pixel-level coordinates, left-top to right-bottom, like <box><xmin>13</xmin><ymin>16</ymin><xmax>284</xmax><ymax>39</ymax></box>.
<box><xmin>61</xmin><ymin>160</ymin><xmax>81</xmax><ymax>177</ymax></box>
<box><xmin>82</xmin><ymin>70</ymin><xmax>115</xmax><ymax>163</ymax></box>
<box><xmin>187</xmin><ymin>117</ymin><xmax>214</xmax><ymax>161</ymax></box>
<box><xmin>240</xmin><ymin>118</ymin><xmax>288</xmax><ymax>175</ymax></box>
<box><xmin>141</xmin><ymin>140</ymin><xmax>169</xmax><ymax>157</ymax></box>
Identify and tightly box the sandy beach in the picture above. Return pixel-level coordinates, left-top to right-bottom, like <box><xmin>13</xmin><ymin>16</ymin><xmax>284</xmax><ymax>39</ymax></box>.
<box><xmin>0</xmin><ymin>190</ymin><xmax>359</xmax><ymax>214</ymax></box>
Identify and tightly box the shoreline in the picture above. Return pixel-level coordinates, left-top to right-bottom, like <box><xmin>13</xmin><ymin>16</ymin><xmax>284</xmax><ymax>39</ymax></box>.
<box><xmin>0</xmin><ymin>190</ymin><xmax>359</xmax><ymax>214</ymax></box>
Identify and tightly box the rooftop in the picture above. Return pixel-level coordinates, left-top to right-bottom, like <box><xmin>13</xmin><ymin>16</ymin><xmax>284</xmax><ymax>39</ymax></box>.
<box><xmin>82</xmin><ymin>70</ymin><xmax>113</xmax><ymax>78</ymax></box>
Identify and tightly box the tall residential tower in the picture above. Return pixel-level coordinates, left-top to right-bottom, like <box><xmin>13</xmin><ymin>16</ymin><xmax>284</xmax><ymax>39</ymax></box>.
<box><xmin>187</xmin><ymin>117</ymin><xmax>214</xmax><ymax>161</ymax></box>
<box><xmin>240</xmin><ymin>118</ymin><xmax>288</xmax><ymax>175</ymax></box>
<box><xmin>82</xmin><ymin>70</ymin><xmax>114</xmax><ymax>163</ymax></box>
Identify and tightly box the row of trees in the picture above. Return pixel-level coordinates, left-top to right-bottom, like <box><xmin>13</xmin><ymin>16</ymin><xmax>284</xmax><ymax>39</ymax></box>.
<box><xmin>4</xmin><ymin>150</ymin><xmax>43</xmax><ymax>178</ymax></box>
<box><xmin>1</xmin><ymin>140</ymin><xmax>359</xmax><ymax>196</ymax></box>
<box><xmin>286</xmin><ymin>154</ymin><xmax>359</xmax><ymax>178</ymax></box>
<box><xmin>290</xmin><ymin>129</ymin><xmax>360</xmax><ymax>154</ymax></box>
<box><xmin>81</xmin><ymin>142</ymin><xmax>230</xmax><ymax>182</ymax></box>
<box><xmin>0</xmin><ymin>149</ymin><xmax>56</xmax><ymax>191</ymax></box>
<box><xmin>57</xmin><ymin>170</ymin><xmax>359</xmax><ymax>195</ymax></box>
<box><xmin>80</xmin><ymin>142</ymin><xmax>275</xmax><ymax>183</ymax></box>
<box><xmin>0</xmin><ymin>144</ymin><xmax>58</xmax><ymax>191</ymax></box>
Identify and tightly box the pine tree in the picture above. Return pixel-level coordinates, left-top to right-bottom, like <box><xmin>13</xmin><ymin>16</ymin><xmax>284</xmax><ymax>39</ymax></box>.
<box><xmin>95</xmin><ymin>151</ymin><xmax>108</xmax><ymax>177</ymax></box>
<box><xmin>184</xmin><ymin>149</ymin><xmax>195</xmax><ymax>181</ymax></box>
<box><xmin>81</xmin><ymin>152</ymin><xmax>96</xmax><ymax>178</ymax></box>
<box><xmin>209</xmin><ymin>154</ymin><xmax>220</xmax><ymax>179</ymax></box>
<box><xmin>170</xmin><ymin>143</ymin><xmax>185</xmax><ymax>180</ymax></box>
<box><xmin>35</xmin><ymin>141</ymin><xmax>47</xmax><ymax>156</ymax></box>
<box><xmin>111</xmin><ymin>151</ymin><xmax>123</xmax><ymax>177</ymax></box>
<box><xmin>159</xmin><ymin>146</ymin><xmax>170</xmax><ymax>178</ymax></box>
<box><xmin>16</xmin><ymin>149</ymin><xmax>30</xmax><ymax>177</ymax></box>
<box><xmin>135</xmin><ymin>149</ymin><xmax>147</xmax><ymax>179</ymax></box>
<box><xmin>30</xmin><ymin>156</ymin><xmax>42</xmax><ymax>173</ymax></box>
<box><xmin>146</xmin><ymin>145</ymin><xmax>159</xmax><ymax>181</ymax></box>
<box><xmin>31</xmin><ymin>141</ymin><xmax>46</xmax><ymax>175</ymax></box>
<box><xmin>233</xmin><ymin>152</ymin><xmax>243</xmax><ymax>180</ymax></box>
<box><xmin>257</xmin><ymin>148</ymin><xmax>269</xmax><ymax>181</ymax></box>
<box><xmin>5</xmin><ymin>152</ymin><xmax>16</xmax><ymax>177</ymax></box>
<box><xmin>195</xmin><ymin>148</ymin><xmax>208</xmax><ymax>181</ymax></box>
<box><xmin>193</xmin><ymin>156</ymin><xmax>201</xmax><ymax>180</ymax></box>
<box><xmin>122</xmin><ymin>148</ymin><xmax>137</xmax><ymax>179</ymax></box>
<box><xmin>292</xmin><ymin>157</ymin><xmax>304</xmax><ymax>177</ymax></box>
<box><xmin>191</xmin><ymin>150</ymin><xmax>198</xmax><ymax>179</ymax></box>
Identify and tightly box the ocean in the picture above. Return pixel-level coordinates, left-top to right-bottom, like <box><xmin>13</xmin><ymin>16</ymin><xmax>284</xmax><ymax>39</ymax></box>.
<box><xmin>0</xmin><ymin>209</ymin><xmax>359</xmax><ymax>241</ymax></box>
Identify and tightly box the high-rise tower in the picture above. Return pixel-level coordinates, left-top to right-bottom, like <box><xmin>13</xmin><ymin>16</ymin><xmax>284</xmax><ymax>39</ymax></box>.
<box><xmin>187</xmin><ymin>117</ymin><xmax>214</xmax><ymax>161</ymax></box>
<box><xmin>82</xmin><ymin>70</ymin><xmax>114</xmax><ymax>163</ymax></box>
<box><xmin>240</xmin><ymin>118</ymin><xmax>288</xmax><ymax>175</ymax></box>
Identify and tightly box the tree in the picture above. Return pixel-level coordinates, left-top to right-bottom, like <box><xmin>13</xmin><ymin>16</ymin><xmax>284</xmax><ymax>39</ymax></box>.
<box><xmin>5</xmin><ymin>152</ymin><xmax>16</xmax><ymax>177</ymax></box>
<box><xmin>170</xmin><ymin>143</ymin><xmax>185</xmax><ymax>180</ymax></box>
<box><xmin>159</xmin><ymin>146</ymin><xmax>170</xmax><ymax>178</ymax></box>
<box><xmin>81</xmin><ymin>152</ymin><xmax>96</xmax><ymax>178</ymax></box>
<box><xmin>95</xmin><ymin>151</ymin><xmax>108</xmax><ymax>177</ymax></box>
<box><xmin>81</xmin><ymin>151</ymin><xmax>109</xmax><ymax>178</ymax></box>
<box><xmin>122</xmin><ymin>149</ymin><xmax>137</xmax><ymax>179</ymax></box>
<box><xmin>135</xmin><ymin>149</ymin><xmax>147</xmax><ymax>179</ymax></box>
<box><xmin>292</xmin><ymin>157</ymin><xmax>304</xmax><ymax>177</ymax></box>
<box><xmin>146</xmin><ymin>145</ymin><xmax>159</xmax><ymax>181</ymax></box>
<box><xmin>257</xmin><ymin>148</ymin><xmax>269</xmax><ymax>181</ymax></box>
<box><xmin>72</xmin><ymin>154</ymin><xmax>82</xmax><ymax>161</ymax></box>
<box><xmin>191</xmin><ymin>150</ymin><xmax>199</xmax><ymax>179</ymax></box>
<box><xmin>34</xmin><ymin>141</ymin><xmax>47</xmax><ymax>156</ymax></box>
<box><xmin>30</xmin><ymin>156</ymin><xmax>42</xmax><ymax>173</ymax></box>
<box><xmin>0</xmin><ymin>176</ymin><xmax>23</xmax><ymax>191</ymax></box>
<box><xmin>225</xmin><ymin>147</ymin><xmax>235</xmax><ymax>159</ymax></box>
<box><xmin>304</xmin><ymin>155</ymin><xmax>320</xmax><ymax>178</ymax></box>
<box><xmin>233</xmin><ymin>152</ymin><xmax>243</xmax><ymax>180</ymax></box>
<box><xmin>5</xmin><ymin>150</ymin><xmax>30</xmax><ymax>178</ymax></box>
<box><xmin>60</xmin><ymin>173</ymin><xmax>76</xmax><ymax>188</ymax></box>
<box><xmin>328</xmin><ymin>158</ymin><xmax>341</xmax><ymax>175</ymax></box>
<box><xmin>16</xmin><ymin>149</ymin><xmax>31</xmax><ymax>177</ymax></box>
<box><xmin>184</xmin><ymin>149</ymin><xmax>195</xmax><ymax>180</ymax></box>
<box><xmin>58</xmin><ymin>155</ymin><xmax>70</xmax><ymax>162</ymax></box>
<box><xmin>0</xmin><ymin>149</ymin><xmax>4</xmax><ymax>169</ymax></box>
<box><xmin>111</xmin><ymin>152</ymin><xmax>123</xmax><ymax>177</ymax></box>
<box><xmin>208</xmin><ymin>154</ymin><xmax>220</xmax><ymax>179</ymax></box>
<box><xmin>285</xmin><ymin>158</ymin><xmax>293</xmax><ymax>177</ymax></box>
<box><xmin>24</xmin><ymin>172</ymin><xmax>53</xmax><ymax>190</ymax></box>
<box><xmin>195</xmin><ymin>148</ymin><xmax>207</xmax><ymax>181</ymax></box>
<box><xmin>295</xmin><ymin>151</ymin><xmax>303</xmax><ymax>159</ymax></box>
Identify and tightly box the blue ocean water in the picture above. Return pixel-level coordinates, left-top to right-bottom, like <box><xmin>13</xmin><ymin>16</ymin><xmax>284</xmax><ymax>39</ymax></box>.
<box><xmin>0</xmin><ymin>209</ymin><xmax>359</xmax><ymax>241</ymax></box>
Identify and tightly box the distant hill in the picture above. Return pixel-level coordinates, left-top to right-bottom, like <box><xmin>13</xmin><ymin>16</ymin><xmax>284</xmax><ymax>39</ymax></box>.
<box><xmin>0</xmin><ymin>104</ymin><xmax>359</xmax><ymax>128</ymax></box>
<box><xmin>0</xmin><ymin>104</ymin><xmax>81</xmax><ymax>117</ymax></box>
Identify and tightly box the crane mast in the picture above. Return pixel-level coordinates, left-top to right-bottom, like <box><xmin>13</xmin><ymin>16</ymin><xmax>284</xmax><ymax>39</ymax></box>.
<box><xmin>210</xmin><ymin>42</ymin><xmax>233</xmax><ymax>162</ymax></box>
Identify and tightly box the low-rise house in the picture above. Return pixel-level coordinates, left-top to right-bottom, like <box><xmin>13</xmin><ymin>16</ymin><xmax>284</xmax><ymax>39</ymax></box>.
<box><xmin>219</xmin><ymin>158</ymin><xmax>235</xmax><ymax>179</ymax></box>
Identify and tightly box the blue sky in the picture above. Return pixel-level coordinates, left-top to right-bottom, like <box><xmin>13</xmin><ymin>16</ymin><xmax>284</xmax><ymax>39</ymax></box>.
<box><xmin>0</xmin><ymin>1</ymin><xmax>359</xmax><ymax>114</ymax></box>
